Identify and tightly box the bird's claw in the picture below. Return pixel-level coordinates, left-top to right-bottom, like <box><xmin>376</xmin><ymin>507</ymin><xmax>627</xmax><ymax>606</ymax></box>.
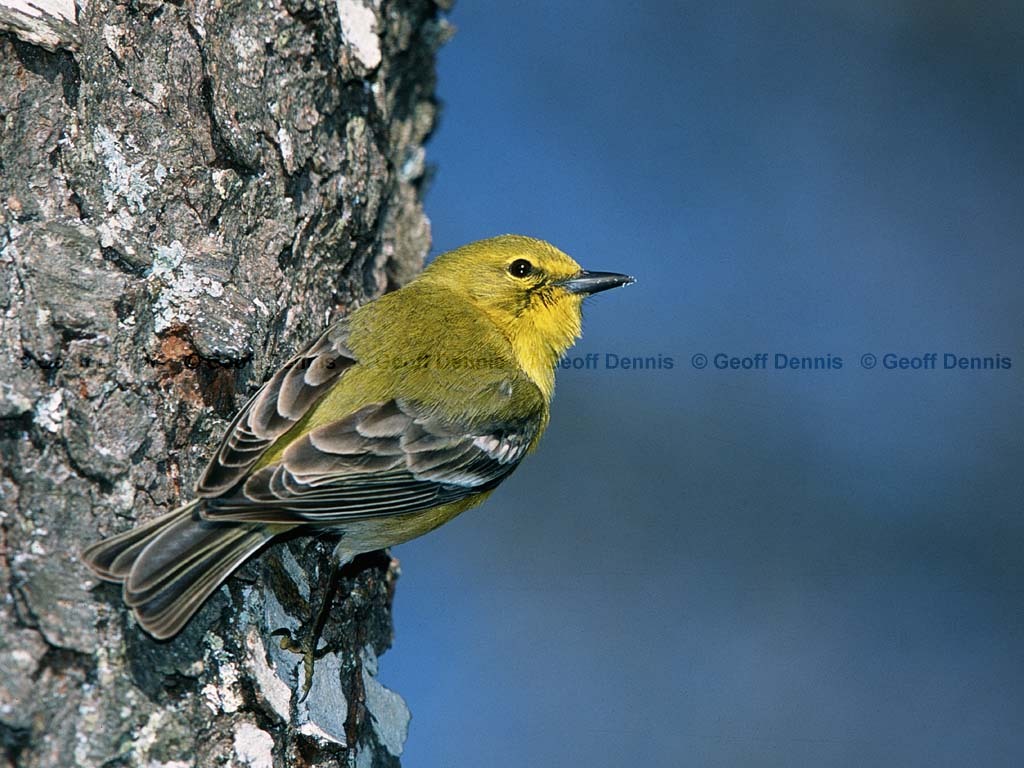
<box><xmin>273</xmin><ymin>626</ymin><xmax>331</xmax><ymax>699</ymax></box>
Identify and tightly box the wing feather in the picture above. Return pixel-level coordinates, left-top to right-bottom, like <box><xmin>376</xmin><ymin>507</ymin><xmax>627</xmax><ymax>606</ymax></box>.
<box><xmin>201</xmin><ymin>398</ymin><xmax>540</xmax><ymax>524</ymax></box>
<box><xmin>195</xmin><ymin>320</ymin><xmax>356</xmax><ymax>495</ymax></box>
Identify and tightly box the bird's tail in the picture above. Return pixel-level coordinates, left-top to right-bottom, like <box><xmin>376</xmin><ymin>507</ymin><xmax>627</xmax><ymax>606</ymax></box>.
<box><xmin>82</xmin><ymin>500</ymin><xmax>280</xmax><ymax>639</ymax></box>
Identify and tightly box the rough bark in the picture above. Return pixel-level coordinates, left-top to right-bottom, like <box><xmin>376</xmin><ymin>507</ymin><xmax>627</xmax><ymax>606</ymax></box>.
<box><xmin>0</xmin><ymin>1</ymin><xmax>449</xmax><ymax>765</ymax></box>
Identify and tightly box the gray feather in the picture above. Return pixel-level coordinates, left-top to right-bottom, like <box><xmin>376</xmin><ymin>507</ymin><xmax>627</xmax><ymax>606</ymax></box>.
<box><xmin>201</xmin><ymin>398</ymin><xmax>539</xmax><ymax>524</ymax></box>
<box><xmin>196</xmin><ymin>320</ymin><xmax>355</xmax><ymax>495</ymax></box>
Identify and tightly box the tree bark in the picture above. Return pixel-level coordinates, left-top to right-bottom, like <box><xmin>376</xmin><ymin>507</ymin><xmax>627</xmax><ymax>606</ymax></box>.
<box><xmin>0</xmin><ymin>1</ymin><xmax>448</xmax><ymax>764</ymax></box>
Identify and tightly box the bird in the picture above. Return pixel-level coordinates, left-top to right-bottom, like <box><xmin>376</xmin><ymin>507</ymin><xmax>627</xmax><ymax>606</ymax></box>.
<box><xmin>83</xmin><ymin>234</ymin><xmax>634</xmax><ymax>649</ymax></box>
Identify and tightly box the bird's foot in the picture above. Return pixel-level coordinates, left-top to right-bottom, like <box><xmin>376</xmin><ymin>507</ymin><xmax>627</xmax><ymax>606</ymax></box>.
<box><xmin>274</xmin><ymin>553</ymin><xmax>344</xmax><ymax>699</ymax></box>
<box><xmin>273</xmin><ymin>624</ymin><xmax>332</xmax><ymax>699</ymax></box>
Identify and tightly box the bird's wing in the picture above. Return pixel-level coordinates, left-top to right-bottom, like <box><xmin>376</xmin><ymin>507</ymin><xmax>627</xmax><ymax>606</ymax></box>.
<box><xmin>199</xmin><ymin>397</ymin><xmax>542</xmax><ymax>524</ymax></box>
<box><xmin>195</xmin><ymin>320</ymin><xmax>356</xmax><ymax>496</ymax></box>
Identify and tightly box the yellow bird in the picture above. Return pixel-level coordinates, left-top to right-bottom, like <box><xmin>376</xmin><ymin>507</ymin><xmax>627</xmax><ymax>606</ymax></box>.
<box><xmin>83</xmin><ymin>235</ymin><xmax>634</xmax><ymax>642</ymax></box>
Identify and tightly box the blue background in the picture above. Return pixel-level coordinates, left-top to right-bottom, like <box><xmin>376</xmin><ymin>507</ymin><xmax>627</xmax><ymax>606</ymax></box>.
<box><xmin>381</xmin><ymin>2</ymin><xmax>1024</xmax><ymax>765</ymax></box>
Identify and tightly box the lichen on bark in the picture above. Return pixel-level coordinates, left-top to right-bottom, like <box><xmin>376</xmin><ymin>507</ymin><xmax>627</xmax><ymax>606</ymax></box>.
<box><xmin>0</xmin><ymin>1</ymin><xmax>450</xmax><ymax>765</ymax></box>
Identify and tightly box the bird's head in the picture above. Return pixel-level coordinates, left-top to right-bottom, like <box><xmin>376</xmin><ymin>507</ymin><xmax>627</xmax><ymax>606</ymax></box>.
<box><xmin>421</xmin><ymin>235</ymin><xmax>634</xmax><ymax>396</ymax></box>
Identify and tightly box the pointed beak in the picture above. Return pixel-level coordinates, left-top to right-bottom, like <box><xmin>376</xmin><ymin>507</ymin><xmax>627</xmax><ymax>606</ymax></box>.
<box><xmin>560</xmin><ymin>270</ymin><xmax>636</xmax><ymax>295</ymax></box>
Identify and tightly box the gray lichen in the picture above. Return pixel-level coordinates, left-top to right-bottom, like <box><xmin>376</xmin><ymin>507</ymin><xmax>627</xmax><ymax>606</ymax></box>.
<box><xmin>94</xmin><ymin>125</ymin><xmax>155</xmax><ymax>214</ymax></box>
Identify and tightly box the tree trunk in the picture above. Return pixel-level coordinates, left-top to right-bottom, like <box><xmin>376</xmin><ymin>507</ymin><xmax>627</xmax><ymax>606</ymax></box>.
<box><xmin>0</xmin><ymin>1</ymin><xmax>448</xmax><ymax>764</ymax></box>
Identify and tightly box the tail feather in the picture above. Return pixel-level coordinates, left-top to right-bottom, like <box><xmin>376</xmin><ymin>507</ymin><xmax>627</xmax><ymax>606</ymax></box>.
<box><xmin>82</xmin><ymin>500</ymin><xmax>284</xmax><ymax>639</ymax></box>
<box><xmin>128</xmin><ymin>524</ymin><xmax>274</xmax><ymax>639</ymax></box>
<box><xmin>122</xmin><ymin>513</ymin><xmax>252</xmax><ymax>604</ymax></box>
<box><xmin>82</xmin><ymin>502</ymin><xmax>199</xmax><ymax>581</ymax></box>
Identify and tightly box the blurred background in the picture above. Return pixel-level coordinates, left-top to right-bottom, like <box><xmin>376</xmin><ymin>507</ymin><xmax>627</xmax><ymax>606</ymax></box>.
<box><xmin>380</xmin><ymin>2</ymin><xmax>1024</xmax><ymax>765</ymax></box>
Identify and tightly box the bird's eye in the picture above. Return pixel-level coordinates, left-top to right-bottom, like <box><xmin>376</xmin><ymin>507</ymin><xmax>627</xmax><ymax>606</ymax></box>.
<box><xmin>508</xmin><ymin>259</ymin><xmax>534</xmax><ymax>278</ymax></box>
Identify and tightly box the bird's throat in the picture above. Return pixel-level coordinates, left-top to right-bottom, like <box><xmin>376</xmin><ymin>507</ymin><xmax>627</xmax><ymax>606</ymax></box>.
<box><xmin>508</xmin><ymin>303</ymin><xmax>582</xmax><ymax>401</ymax></box>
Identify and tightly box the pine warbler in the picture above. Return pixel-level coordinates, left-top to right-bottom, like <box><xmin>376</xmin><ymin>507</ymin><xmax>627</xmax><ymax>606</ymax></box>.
<box><xmin>83</xmin><ymin>235</ymin><xmax>634</xmax><ymax>640</ymax></box>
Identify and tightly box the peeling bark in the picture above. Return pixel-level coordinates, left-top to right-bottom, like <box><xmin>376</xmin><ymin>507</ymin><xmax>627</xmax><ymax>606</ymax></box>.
<box><xmin>0</xmin><ymin>1</ymin><xmax>450</xmax><ymax>764</ymax></box>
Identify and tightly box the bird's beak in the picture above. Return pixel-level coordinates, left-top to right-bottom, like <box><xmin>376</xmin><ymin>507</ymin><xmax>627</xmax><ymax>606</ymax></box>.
<box><xmin>560</xmin><ymin>271</ymin><xmax>636</xmax><ymax>295</ymax></box>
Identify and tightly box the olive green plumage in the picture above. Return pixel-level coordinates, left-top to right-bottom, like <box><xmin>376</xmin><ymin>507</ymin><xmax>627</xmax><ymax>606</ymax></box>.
<box><xmin>82</xmin><ymin>235</ymin><xmax>633</xmax><ymax>639</ymax></box>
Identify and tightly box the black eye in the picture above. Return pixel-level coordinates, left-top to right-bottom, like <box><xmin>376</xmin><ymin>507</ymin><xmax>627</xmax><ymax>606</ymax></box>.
<box><xmin>508</xmin><ymin>259</ymin><xmax>534</xmax><ymax>278</ymax></box>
